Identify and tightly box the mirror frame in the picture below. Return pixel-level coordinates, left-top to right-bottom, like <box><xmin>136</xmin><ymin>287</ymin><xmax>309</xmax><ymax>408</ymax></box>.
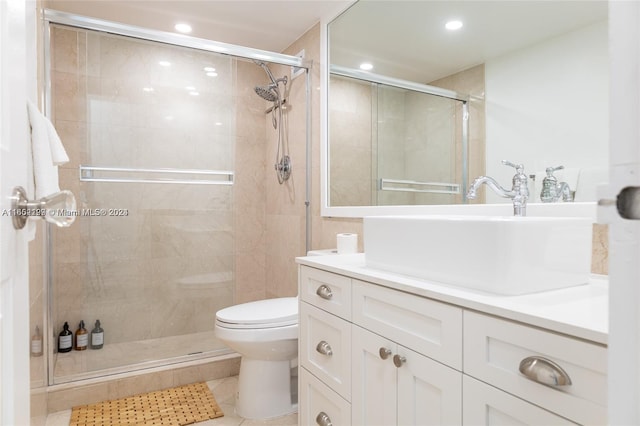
<box><xmin>319</xmin><ymin>6</ymin><xmax>598</xmax><ymax>220</ymax></box>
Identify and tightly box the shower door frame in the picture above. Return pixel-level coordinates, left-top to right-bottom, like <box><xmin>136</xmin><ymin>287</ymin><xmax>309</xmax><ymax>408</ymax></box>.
<box><xmin>42</xmin><ymin>9</ymin><xmax>313</xmax><ymax>386</ymax></box>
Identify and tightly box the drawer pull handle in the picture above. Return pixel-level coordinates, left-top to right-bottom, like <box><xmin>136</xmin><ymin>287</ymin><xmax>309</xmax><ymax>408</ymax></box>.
<box><xmin>379</xmin><ymin>347</ymin><xmax>392</xmax><ymax>360</ymax></box>
<box><xmin>316</xmin><ymin>341</ymin><xmax>333</xmax><ymax>356</ymax></box>
<box><xmin>393</xmin><ymin>354</ymin><xmax>407</xmax><ymax>368</ymax></box>
<box><xmin>316</xmin><ymin>284</ymin><xmax>333</xmax><ymax>300</ymax></box>
<box><xmin>316</xmin><ymin>411</ymin><xmax>333</xmax><ymax>426</ymax></box>
<box><xmin>519</xmin><ymin>356</ymin><xmax>572</xmax><ymax>386</ymax></box>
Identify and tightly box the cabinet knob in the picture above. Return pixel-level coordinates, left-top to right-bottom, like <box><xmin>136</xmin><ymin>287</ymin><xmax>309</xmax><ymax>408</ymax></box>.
<box><xmin>316</xmin><ymin>284</ymin><xmax>333</xmax><ymax>300</ymax></box>
<box><xmin>316</xmin><ymin>411</ymin><xmax>333</xmax><ymax>426</ymax></box>
<box><xmin>379</xmin><ymin>347</ymin><xmax>392</xmax><ymax>360</ymax></box>
<box><xmin>393</xmin><ymin>354</ymin><xmax>406</xmax><ymax>368</ymax></box>
<box><xmin>519</xmin><ymin>356</ymin><xmax>572</xmax><ymax>386</ymax></box>
<box><xmin>316</xmin><ymin>340</ymin><xmax>333</xmax><ymax>356</ymax></box>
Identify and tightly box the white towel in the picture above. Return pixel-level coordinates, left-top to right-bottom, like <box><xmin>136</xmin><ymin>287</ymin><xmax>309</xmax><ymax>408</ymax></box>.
<box><xmin>26</xmin><ymin>100</ymin><xmax>69</xmax><ymax>198</ymax></box>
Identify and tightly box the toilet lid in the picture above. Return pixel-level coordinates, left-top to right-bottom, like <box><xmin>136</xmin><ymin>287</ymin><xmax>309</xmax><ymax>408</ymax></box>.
<box><xmin>215</xmin><ymin>297</ymin><xmax>298</xmax><ymax>328</ymax></box>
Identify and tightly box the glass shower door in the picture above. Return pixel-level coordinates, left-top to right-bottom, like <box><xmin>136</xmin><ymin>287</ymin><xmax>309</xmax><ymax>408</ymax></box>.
<box><xmin>49</xmin><ymin>24</ymin><xmax>236</xmax><ymax>384</ymax></box>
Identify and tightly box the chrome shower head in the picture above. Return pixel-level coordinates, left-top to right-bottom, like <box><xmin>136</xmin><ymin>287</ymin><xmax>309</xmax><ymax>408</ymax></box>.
<box><xmin>254</xmin><ymin>84</ymin><xmax>279</xmax><ymax>102</ymax></box>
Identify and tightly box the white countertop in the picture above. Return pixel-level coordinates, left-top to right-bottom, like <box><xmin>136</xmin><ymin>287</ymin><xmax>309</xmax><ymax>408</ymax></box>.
<box><xmin>296</xmin><ymin>253</ymin><xmax>608</xmax><ymax>345</ymax></box>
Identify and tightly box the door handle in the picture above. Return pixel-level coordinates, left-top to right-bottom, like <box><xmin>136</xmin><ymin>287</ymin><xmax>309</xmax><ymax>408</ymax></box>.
<box><xmin>600</xmin><ymin>186</ymin><xmax>640</xmax><ymax>219</ymax></box>
<box><xmin>10</xmin><ymin>186</ymin><xmax>76</xmax><ymax>229</ymax></box>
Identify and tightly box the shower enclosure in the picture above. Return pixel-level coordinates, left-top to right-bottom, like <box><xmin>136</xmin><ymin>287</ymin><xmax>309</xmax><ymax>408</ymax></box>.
<box><xmin>41</xmin><ymin>11</ymin><xmax>310</xmax><ymax>385</ymax></box>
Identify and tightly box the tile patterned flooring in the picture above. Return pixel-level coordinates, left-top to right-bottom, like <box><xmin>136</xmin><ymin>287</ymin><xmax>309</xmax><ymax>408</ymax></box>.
<box><xmin>45</xmin><ymin>375</ymin><xmax>298</xmax><ymax>426</ymax></box>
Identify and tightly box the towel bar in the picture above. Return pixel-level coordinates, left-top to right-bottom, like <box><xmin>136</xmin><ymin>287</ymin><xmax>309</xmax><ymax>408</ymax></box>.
<box><xmin>79</xmin><ymin>165</ymin><xmax>234</xmax><ymax>185</ymax></box>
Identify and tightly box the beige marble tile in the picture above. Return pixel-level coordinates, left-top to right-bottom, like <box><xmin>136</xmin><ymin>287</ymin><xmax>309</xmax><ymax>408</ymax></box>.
<box><xmin>592</xmin><ymin>224</ymin><xmax>609</xmax><ymax>275</ymax></box>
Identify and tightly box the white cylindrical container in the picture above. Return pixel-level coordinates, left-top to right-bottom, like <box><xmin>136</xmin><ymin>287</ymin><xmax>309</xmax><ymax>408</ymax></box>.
<box><xmin>336</xmin><ymin>233</ymin><xmax>358</xmax><ymax>254</ymax></box>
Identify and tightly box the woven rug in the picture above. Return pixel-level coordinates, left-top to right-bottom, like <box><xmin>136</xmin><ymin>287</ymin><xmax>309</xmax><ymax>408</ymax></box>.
<box><xmin>69</xmin><ymin>382</ymin><xmax>224</xmax><ymax>426</ymax></box>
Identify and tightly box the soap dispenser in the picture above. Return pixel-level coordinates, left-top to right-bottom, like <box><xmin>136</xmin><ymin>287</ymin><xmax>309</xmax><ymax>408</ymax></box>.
<box><xmin>31</xmin><ymin>325</ymin><xmax>43</xmax><ymax>357</ymax></box>
<box><xmin>75</xmin><ymin>320</ymin><xmax>88</xmax><ymax>351</ymax></box>
<box><xmin>91</xmin><ymin>319</ymin><xmax>104</xmax><ymax>349</ymax></box>
<box><xmin>58</xmin><ymin>322</ymin><xmax>73</xmax><ymax>353</ymax></box>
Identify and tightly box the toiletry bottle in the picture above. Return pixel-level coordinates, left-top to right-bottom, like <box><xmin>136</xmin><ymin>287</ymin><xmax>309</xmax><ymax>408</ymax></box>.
<box><xmin>91</xmin><ymin>319</ymin><xmax>104</xmax><ymax>349</ymax></box>
<box><xmin>75</xmin><ymin>320</ymin><xmax>88</xmax><ymax>351</ymax></box>
<box><xmin>58</xmin><ymin>322</ymin><xmax>73</xmax><ymax>353</ymax></box>
<box><xmin>31</xmin><ymin>325</ymin><xmax>43</xmax><ymax>357</ymax></box>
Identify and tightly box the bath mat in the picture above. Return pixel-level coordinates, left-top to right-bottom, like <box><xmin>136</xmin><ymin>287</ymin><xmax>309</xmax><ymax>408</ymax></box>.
<box><xmin>69</xmin><ymin>382</ymin><xmax>224</xmax><ymax>426</ymax></box>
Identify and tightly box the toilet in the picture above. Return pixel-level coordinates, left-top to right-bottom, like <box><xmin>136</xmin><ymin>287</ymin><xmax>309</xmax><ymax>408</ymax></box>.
<box><xmin>214</xmin><ymin>296</ymin><xmax>298</xmax><ymax>419</ymax></box>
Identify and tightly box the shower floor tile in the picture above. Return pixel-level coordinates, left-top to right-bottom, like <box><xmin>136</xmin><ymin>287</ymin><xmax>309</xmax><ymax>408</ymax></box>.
<box><xmin>44</xmin><ymin>375</ymin><xmax>298</xmax><ymax>426</ymax></box>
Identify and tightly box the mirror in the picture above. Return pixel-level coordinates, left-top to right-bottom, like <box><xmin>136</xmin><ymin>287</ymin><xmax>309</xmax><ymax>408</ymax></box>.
<box><xmin>324</xmin><ymin>0</ymin><xmax>608</xmax><ymax>214</ymax></box>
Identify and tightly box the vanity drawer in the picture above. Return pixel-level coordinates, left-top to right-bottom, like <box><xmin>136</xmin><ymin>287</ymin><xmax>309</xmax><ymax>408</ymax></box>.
<box><xmin>299</xmin><ymin>367</ymin><xmax>351</xmax><ymax>426</ymax></box>
<box><xmin>463</xmin><ymin>375</ymin><xmax>577</xmax><ymax>425</ymax></box>
<box><xmin>352</xmin><ymin>280</ymin><xmax>463</xmax><ymax>370</ymax></box>
<box><xmin>300</xmin><ymin>301</ymin><xmax>352</xmax><ymax>400</ymax></box>
<box><xmin>463</xmin><ymin>311</ymin><xmax>606</xmax><ymax>425</ymax></box>
<box><xmin>300</xmin><ymin>266</ymin><xmax>351</xmax><ymax>320</ymax></box>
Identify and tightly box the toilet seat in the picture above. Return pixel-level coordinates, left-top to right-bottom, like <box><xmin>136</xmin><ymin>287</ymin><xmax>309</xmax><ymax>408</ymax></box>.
<box><xmin>215</xmin><ymin>296</ymin><xmax>298</xmax><ymax>329</ymax></box>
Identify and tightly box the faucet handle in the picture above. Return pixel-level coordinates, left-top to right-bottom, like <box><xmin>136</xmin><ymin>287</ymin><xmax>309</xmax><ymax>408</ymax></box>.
<box><xmin>545</xmin><ymin>165</ymin><xmax>565</xmax><ymax>175</ymax></box>
<box><xmin>501</xmin><ymin>160</ymin><xmax>524</xmax><ymax>173</ymax></box>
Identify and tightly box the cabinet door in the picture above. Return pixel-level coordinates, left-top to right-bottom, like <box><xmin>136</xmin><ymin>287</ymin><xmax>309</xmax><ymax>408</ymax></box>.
<box><xmin>463</xmin><ymin>376</ymin><xmax>577</xmax><ymax>425</ymax></box>
<box><xmin>397</xmin><ymin>346</ymin><xmax>462</xmax><ymax>425</ymax></box>
<box><xmin>352</xmin><ymin>326</ymin><xmax>397</xmax><ymax>426</ymax></box>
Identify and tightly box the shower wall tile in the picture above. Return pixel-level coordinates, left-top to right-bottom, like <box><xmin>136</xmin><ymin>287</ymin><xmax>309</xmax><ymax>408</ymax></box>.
<box><xmin>265</xmin><ymin>214</ymin><xmax>306</xmax><ymax>298</ymax></box>
<box><xmin>54</xmin><ymin>120</ymin><xmax>88</xmax><ymax>168</ymax></box>
<box><xmin>51</xmin><ymin>26</ymin><xmax>79</xmax><ymax>74</ymax></box>
<box><xmin>51</xmin><ymin>71</ymin><xmax>87</xmax><ymax>123</ymax></box>
<box><xmin>233</xmin><ymin>60</ymin><xmax>268</xmax><ymax>304</ymax></box>
<box><xmin>235</xmin><ymin>253</ymin><xmax>267</xmax><ymax>304</ymax></box>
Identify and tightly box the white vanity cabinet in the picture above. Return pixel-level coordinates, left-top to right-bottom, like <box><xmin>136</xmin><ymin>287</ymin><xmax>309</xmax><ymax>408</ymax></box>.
<box><xmin>297</xmin><ymin>263</ymin><xmax>607</xmax><ymax>426</ymax></box>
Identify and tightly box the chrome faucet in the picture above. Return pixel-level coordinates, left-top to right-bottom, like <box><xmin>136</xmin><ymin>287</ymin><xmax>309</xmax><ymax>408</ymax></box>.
<box><xmin>540</xmin><ymin>165</ymin><xmax>574</xmax><ymax>203</ymax></box>
<box><xmin>467</xmin><ymin>160</ymin><xmax>530</xmax><ymax>216</ymax></box>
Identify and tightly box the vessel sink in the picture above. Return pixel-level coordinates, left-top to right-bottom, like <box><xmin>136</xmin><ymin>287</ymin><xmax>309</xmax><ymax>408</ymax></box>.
<box><xmin>364</xmin><ymin>215</ymin><xmax>593</xmax><ymax>295</ymax></box>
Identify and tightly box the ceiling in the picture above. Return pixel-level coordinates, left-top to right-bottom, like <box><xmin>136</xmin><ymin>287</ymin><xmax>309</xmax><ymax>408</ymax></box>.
<box><xmin>329</xmin><ymin>1</ymin><xmax>608</xmax><ymax>83</ymax></box>
<box><xmin>44</xmin><ymin>0</ymin><xmax>354</xmax><ymax>53</ymax></box>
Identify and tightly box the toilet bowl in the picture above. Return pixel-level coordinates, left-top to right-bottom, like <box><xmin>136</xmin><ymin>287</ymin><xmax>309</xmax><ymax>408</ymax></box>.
<box><xmin>214</xmin><ymin>296</ymin><xmax>298</xmax><ymax>419</ymax></box>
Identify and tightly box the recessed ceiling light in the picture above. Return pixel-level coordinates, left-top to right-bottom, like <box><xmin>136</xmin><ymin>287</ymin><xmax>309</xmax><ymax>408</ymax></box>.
<box><xmin>185</xmin><ymin>86</ymin><xmax>196</xmax><ymax>91</ymax></box>
<box><xmin>206</xmin><ymin>72</ymin><xmax>218</xmax><ymax>77</ymax></box>
<box><xmin>189</xmin><ymin>91</ymin><xmax>200</xmax><ymax>96</ymax></box>
<box><xmin>174</xmin><ymin>23</ymin><xmax>192</xmax><ymax>34</ymax></box>
<box><xmin>142</xmin><ymin>87</ymin><xmax>154</xmax><ymax>92</ymax></box>
<box><xmin>359</xmin><ymin>62</ymin><xmax>374</xmax><ymax>71</ymax></box>
<box><xmin>158</xmin><ymin>61</ymin><xmax>171</xmax><ymax>67</ymax></box>
<box><xmin>203</xmin><ymin>67</ymin><xmax>216</xmax><ymax>72</ymax></box>
<box><xmin>215</xmin><ymin>122</ymin><xmax>223</xmax><ymax>126</ymax></box>
<box><xmin>445</xmin><ymin>20</ymin><xmax>463</xmax><ymax>31</ymax></box>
